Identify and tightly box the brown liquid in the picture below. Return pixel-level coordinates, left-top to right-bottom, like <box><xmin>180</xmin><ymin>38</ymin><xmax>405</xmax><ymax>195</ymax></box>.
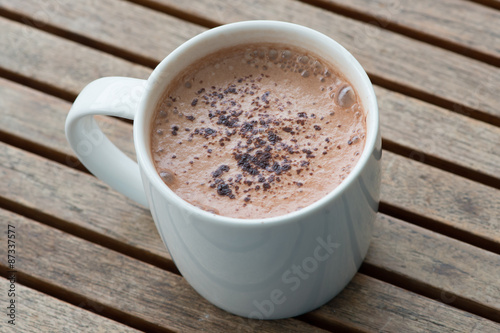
<box><xmin>151</xmin><ymin>44</ymin><xmax>366</xmax><ymax>219</ymax></box>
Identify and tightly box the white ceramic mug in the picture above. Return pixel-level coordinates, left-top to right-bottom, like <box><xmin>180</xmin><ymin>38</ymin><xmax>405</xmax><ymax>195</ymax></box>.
<box><xmin>65</xmin><ymin>20</ymin><xmax>381</xmax><ymax>319</ymax></box>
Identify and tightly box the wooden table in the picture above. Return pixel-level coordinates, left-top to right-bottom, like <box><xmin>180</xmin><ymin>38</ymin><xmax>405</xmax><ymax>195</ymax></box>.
<box><xmin>1</xmin><ymin>0</ymin><xmax>499</xmax><ymax>332</ymax></box>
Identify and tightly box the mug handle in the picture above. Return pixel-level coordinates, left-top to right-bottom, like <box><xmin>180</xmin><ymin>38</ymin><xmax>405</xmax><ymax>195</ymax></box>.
<box><xmin>65</xmin><ymin>77</ymin><xmax>149</xmax><ymax>208</ymax></box>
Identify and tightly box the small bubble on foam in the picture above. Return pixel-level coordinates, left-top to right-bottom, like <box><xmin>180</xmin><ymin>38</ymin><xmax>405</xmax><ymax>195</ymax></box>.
<box><xmin>336</xmin><ymin>85</ymin><xmax>356</xmax><ymax>108</ymax></box>
<box><xmin>269</xmin><ymin>49</ymin><xmax>278</xmax><ymax>60</ymax></box>
<box><xmin>299</xmin><ymin>55</ymin><xmax>309</xmax><ymax>64</ymax></box>
<box><xmin>184</xmin><ymin>81</ymin><xmax>192</xmax><ymax>88</ymax></box>
<box><xmin>282</xmin><ymin>50</ymin><xmax>292</xmax><ymax>59</ymax></box>
<box><xmin>159</xmin><ymin>169</ymin><xmax>176</xmax><ymax>185</ymax></box>
<box><xmin>301</xmin><ymin>70</ymin><xmax>310</xmax><ymax>78</ymax></box>
<box><xmin>159</xmin><ymin>110</ymin><xmax>167</xmax><ymax>118</ymax></box>
<box><xmin>244</xmin><ymin>51</ymin><xmax>253</xmax><ymax>61</ymax></box>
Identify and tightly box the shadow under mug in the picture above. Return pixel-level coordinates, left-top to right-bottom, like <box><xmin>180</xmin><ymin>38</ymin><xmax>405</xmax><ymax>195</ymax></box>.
<box><xmin>65</xmin><ymin>20</ymin><xmax>381</xmax><ymax>319</ymax></box>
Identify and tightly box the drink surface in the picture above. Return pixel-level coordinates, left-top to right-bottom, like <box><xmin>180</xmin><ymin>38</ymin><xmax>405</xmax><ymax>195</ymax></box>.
<box><xmin>151</xmin><ymin>44</ymin><xmax>366</xmax><ymax>219</ymax></box>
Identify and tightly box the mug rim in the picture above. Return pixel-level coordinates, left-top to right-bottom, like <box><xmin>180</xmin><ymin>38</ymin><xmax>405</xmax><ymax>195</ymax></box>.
<box><xmin>134</xmin><ymin>20</ymin><xmax>379</xmax><ymax>226</ymax></box>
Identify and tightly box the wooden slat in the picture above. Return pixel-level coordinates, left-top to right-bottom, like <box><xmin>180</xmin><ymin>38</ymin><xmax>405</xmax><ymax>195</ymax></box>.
<box><xmin>2</xmin><ymin>209</ymin><xmax>498</xmax><ymax>332</ymax></box>
<box><xmin>1</xmin><ymin>1</ymin><xmax>500</xmax><ymax>124</ymax></box>
<box><xmin>0</xmin><ymin>277</ymin><xmax>141</xmax><ymax>333</ymax></box>
<box><xmin>127</xmin><ymin>0</ymin><xmax>500</xmax><ymax>123</ymax></box>
<box><xmin>0</xmin><ymin>209</ymin><xmax>325</xmax><ymax>332</ymax></box>
<box><xmin>0</xmin><ymin>142</ymin><xmax>499</xmax><ymax>321</ymax></box>
<box><xmin>309</xmin><ymin>275</ymin><xmax>500</xmax><ymax>332</ymax></box>
<box><xmin>376</xmin><ymin>86</ymin><xmax>500</xmax><ymax>183</ymax></box>
<box><xmin>0</xmin><ymin>141</ymin><xmax>170</xmax><ymax>267</ymax></box>
<box><xmin>0</xmin><ymin>16</ymin><xmax>150</xmax><ymax>100</ymax></box>
<box><xmin>0</xmin><ymin>0</ymin><xmax>205</xmax><ymax>67</ymax></box>
<box><xmin>369</xmin><ymin>214</ymin><xmax>500</xmax><ymax>322</ymax></box>
<box><xmin>0</xmin><ymin>77</ymin><xmax>136</xmax><ymax>166</ymax></box>
<box><xmin>310</xmin><ymin>0</ymin><xmax>500</xmax><ymax>65</ymax></box>
<box><xmin>475</xmin><ymin>0</ymin><xmax>500</xmax><ymax>10</ymax></box>
<box><xmin>1</xmin><ymin>12</ymin><xmax>499</xmax><ymax>182</ymax></box>
<box><xmin>381</xmin><ymin>151</ymin><xmax>500</xmax><ymax>252</ymax></box>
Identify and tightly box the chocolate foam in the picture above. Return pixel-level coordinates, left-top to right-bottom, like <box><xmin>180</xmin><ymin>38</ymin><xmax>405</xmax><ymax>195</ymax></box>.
<box><xmin>151</xmin><ymin>44</ymin><xmax>366</xmax><ymax>219</ymax></box>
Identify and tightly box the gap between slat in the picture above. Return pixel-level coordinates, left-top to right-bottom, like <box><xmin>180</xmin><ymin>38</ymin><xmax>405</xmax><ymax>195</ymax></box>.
<box><xmin>125</xmin><ymin>0</ymin><xmax>219</xmax><ymax>28</ymax></box>
<box><xmin>296</xmin><ymin>313</ymin><xmax>365</xmax><ymax>333</ymax></box>
<box><xmin>2</xmin><ymin>234</ymin><xmax>498</xmax><ymax>330</ymax></box>
<box><xmin>0</xmin><ymin>5</ymin><xmax>499</xmax><ymax>128</ymax></box>
<box><xmin>0</xmin><ymin>268</ymin><xmax>172</xmax><ymax>333</ymax></box>
<box><xmin>379</xmin><ymin>202</ymin><xmax>500</xmax><ymax>255</ymax></box>
<box><xmin>0</xmin><ymin>196</ymin><xmax>178</xmax><ymax>274</ymax></box>
<box><xmin>0</xmin><ymin>66</ymin><xmax>75</xmax><ymax>102</ymax></box>
<box><xmin>466</xmin><ymin>0</ymin><xmax>500</xmax><ymax>10</ymax></box>
<box><xmin>382</xmin><ymin>138</ymin><xmax>500</xmax><ymax>191</ymax></box>
<box><xmin>368</xmin><ymin>73</ymin><xmax>500</xmax><ymax>127</ymax></box>
<box><xmin>0</xmin><ymin>6</ymin><xmax>159</xmax><ymax>68</ymax></box>
<box><xmin>0</xmin><ymin>130</ymin><xmax>89</xmax><ymax>173</ymax></box>
<box><xmin>359</xmin><ymin>263</ymin><xmax>500</xmax><ymax>323</ymax></box>
<box><xmin>0</xmin><ymin>264</ymin><xmax>358</xmax><ymax>333</ymax></box>
<box><xmin>299</xmin><ymin>0</ymin><xmax>500</xmax><ymax>68</ymax></box>
<box><xmin>2</xmin><ymin>116</ymin><xmax>500</xmax><ymax>257</ymax></box>
<box><xmin>0</xmin><ymin>165</ymin><xmax>498</xmax><ymax>325</ymax></box>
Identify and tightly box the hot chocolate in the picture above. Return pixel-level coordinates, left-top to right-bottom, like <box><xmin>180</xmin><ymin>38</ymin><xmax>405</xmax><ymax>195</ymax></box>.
<box><xmin>150</xmin><ymin>44</ymin><xmax>366</xmax><ymax>219</ymax></box>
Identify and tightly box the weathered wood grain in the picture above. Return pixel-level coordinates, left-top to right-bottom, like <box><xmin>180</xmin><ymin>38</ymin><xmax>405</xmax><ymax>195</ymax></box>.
<box><xmin>1</xmin><ymin>0</ymin><xmax>500</xmax><ymax>124</ymax></box>
<box><xmin>310</xmin><ymin>0</ymin><xmax>500</xmax><ymax>65</ymax></box>
<box><xmin>0</xmin><ymin>77</ymin><xmax>136</xmax><ymax>167</ymax></box>
<box><xmin>1</xmin><ymin>142</ymin><xmax>499</xmax><ymax>320</ymax></box>
<box><xmin>2</xmin><ymin>118</ymin><xmax>500</xmax><ymax>257</ymax></box>
<box><xmin>375</xmin><ymin>85</ymin><xmax>500</xmax><ymax>184</ymax></box>
<box><xmin>0</xmin><ymin>16</ymin><xmax>150</xmax><ymax>100</ymax></box>
<box><xmin>308</xmin><ymin>275</ymin><xmax>500</xmax><ymax>332</ymax></box>
<box><xmin>1</xmin><ymin>0</ymin><xmax>498</xmax><ymax>331</ymax></box>
<box><xmin>0</xmin><ymin>277</ymin><xmax>141</xmax><ymax>333</ymax></box>
<box><xmin>0</xmin><ymin>0</ymin><xmax>205</xmax><ymax>67</ymax></box>
<box><xmin>469</xmin><ymin>0</ymin><xmax>500</xmax><ymax>10</ymax></box>
<box><xmin>2</xmin><ymin>208</ymin><xmax>498</xmax><ymax>332</ymax></box>
<box><xmin>368</xmin><ymin>214</ymin><xmax>500</xmax><ymax>322</ymax></box>
<box><xmin>1</xmin><ymin>108</ymin><xmax>499</xmax><ymax>254</ymax></box>
<box><xmin>0</xmin><ymin>209</ymin><xmax>322</xmax><ymax>333</ymax></box>
<box><xmin>381</xmin><ymin>151</ymin><xmax>500</xmax><ymax>252</ymax></box>
<box><xmin>123</xmin><ymin>0</ymin><xmax>500</xmax><ymax>123</ymax></box>
<box><xmin>2</xmin><ymin>15</ymin><xmax>500</xmax><ymax>183</ymax></box>
<box><xmin>0</xmin><ymin>141</ymin><xmax>169</xmax><ymax>267</ymax></box>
